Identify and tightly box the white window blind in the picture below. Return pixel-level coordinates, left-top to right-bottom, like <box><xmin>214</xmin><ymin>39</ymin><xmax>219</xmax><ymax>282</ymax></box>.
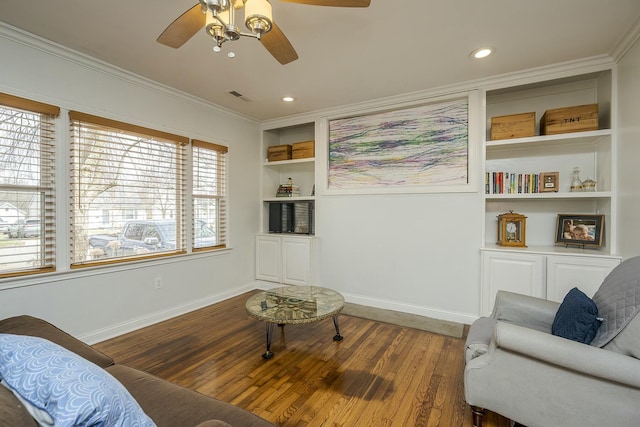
<box><xmin>69</xmin><ymin>111</ymin><xmax>188</xmax><ymax>267</ymax></box>
<box><xmin>192</xmin><ymin>140</ymin><xmax>227</xmax><ymax>251</ymax></box>
<box><xmin>0</xmin><ymin>93</ymin><xmax>58</xmax><ymax>278</ymax></box>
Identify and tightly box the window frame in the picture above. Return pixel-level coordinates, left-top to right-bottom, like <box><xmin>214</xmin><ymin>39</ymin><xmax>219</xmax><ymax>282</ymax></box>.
<box><xmin>191</xmin><ymin>139</ymin><xmax>228</xmax><ymax>252</ymax></box>
<box><xmin>0</xmin><ymin>93</ymin><xmax>59</xmax><ymax>278</ymax></box>
<box><xmin>69</xmin><ymin>110</ymin><xmax>189</xmax><ymax>268</ymax></box>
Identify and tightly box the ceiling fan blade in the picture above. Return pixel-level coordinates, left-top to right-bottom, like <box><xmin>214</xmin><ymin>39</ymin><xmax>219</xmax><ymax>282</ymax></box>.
<box><xmin>261</xmin><ymin>23</ymin><xmax>299</xmax><ymax>65</ymax></box>
<box><xmin>157</xmin><ymin>4</ymin><xmax>206</xmax><ymax>48</ymax></box>
<box><xmin>279</xmin><ymin>0</ymin><xmax>370</xmax><ymax>6</ymax></box>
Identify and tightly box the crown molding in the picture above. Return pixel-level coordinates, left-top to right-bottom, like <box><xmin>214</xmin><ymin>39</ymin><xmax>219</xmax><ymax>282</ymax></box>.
<box><xmin>263</xmin><ymin>54</ymin><xmax>617</xmax><ymax>128</ymax></box>
<box><xmin>610</xmin><ymin>16</ymin><xmax>640</xmax><ymax>61</ymax></box>
<box><xmin>0</xmin><ymin>22</ymin><xmax>259</xmax><ymax>125</ymax></box>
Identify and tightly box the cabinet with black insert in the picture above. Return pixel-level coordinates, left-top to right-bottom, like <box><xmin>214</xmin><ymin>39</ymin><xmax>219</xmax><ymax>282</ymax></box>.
<box><xmin>257</xmin><ymin>120</ymin><xmax>317</xmax><ymax>285</ymax></box>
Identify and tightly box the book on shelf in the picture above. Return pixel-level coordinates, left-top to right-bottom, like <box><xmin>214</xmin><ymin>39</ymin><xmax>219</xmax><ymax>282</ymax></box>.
<box><xmin>276</xmin><ymin>184</ymin><xmax>300</xmax><ymax>197</ymax></box>
<box><xmin>486</xmin><ymin>172</ymin><xmax>541</xmax><ymax>194</ymax></box>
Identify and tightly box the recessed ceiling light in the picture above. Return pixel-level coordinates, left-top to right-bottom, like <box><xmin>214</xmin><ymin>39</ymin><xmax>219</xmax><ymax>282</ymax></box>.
<box><xmin>471</xmin><ymin>48</ymin><xmax>493</xmax><ymax>59</ymax></box>
<box><xmin>282</xmin><ymin>96</ymin><xmax>295</xmax><ymax>102</ymax></box>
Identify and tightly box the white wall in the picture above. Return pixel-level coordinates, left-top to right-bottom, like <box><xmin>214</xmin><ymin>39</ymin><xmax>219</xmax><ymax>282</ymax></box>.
<box><xmin>617</xmin><ymin>35</ymin><xmax>640</xmax><ymax>259</ymax></box>
<box><xmin>0</xmin><ymin>26</ymin><xmax>261</xmax><ymax>342</ymax></box>
<box><xmin>316</xmin><ymin>192</ymin><xmax>483</xmax><ymax>322</ymax></box>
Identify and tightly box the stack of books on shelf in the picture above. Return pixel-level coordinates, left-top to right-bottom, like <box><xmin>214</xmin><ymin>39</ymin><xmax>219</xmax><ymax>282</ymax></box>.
<box><xmin>486</xmin><ymin>172</ymin><xmax>541</xmax><ymax>194</ymax></box>
<box><xmin>276</xmin><ymin>184</ymin><xmax>300</xmax><ymax>197</ymax></box>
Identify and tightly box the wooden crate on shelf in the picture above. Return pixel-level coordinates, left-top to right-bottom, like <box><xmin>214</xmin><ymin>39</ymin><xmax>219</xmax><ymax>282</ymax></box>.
<box><xmin>490</xmin><ymin>112</ymin><xmax>536</xmax><ymax>140</ymax></box>
<box><xmin>267</xmin><ymin>144</ymin><xmax>292</xmax><ymax>161</ymax></box>
<box><xmin>292</xmin><ymin>141</ymin><xmax>315</xmax><ymax>159</ymax></box>
<box><xmin>540</xmin><ymin>104</ymin><xmax>598</xmax><ymax>135</ymax></box>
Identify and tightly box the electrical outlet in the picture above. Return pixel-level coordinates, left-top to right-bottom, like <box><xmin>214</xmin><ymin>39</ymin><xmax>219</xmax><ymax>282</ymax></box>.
<box><xmin>154</xmin><ymin>277</ymin><xmax>163</xmax><ymax>289</ymax></box>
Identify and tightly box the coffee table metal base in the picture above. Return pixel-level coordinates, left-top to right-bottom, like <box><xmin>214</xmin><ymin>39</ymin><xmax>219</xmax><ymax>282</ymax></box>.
<box><xmin>261</xmin><ymin>315</ymin><xmax>343</xmax><ymax>359</ymax></box>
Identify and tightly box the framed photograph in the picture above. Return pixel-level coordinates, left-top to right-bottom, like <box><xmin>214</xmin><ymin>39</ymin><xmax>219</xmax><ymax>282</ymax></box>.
<box><xmin>540</xmin><ymin>171</ymin><xmax>559</xmax><ymax>192</ymax></box>
<box><xmin>555</xmin><ymin>214</ymin><xmax>604</xmax><ymax>247</ymax></box>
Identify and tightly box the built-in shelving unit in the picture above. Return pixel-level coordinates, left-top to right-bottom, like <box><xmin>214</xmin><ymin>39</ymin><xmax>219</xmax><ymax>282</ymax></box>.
<box><xmin>483</xmin><ymin>69</ymin><xmax>616</xmax><ymax>254</ymax></box>
<box><xmin>480</xmin><ymin>68</ymin><xmax>621</xmax><ymax>314</ymax></box>
<box><xmin>257</xmin><ymin>121</ymin><xmax>318</xmax><ymax>285</ymax></box>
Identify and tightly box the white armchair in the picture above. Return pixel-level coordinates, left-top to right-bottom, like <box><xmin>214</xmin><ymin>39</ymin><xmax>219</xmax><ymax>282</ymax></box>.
<box><xmin>464</xmin><ymin>256</ymin><xmax>640</xmax><ymax>427</ymax></box>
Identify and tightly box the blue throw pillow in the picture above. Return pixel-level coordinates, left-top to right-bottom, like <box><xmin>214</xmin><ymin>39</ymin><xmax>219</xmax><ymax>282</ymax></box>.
<box><xmin>0</xmin><ymin>334</ymin><xmax>156</xmax><ymax>427</ymax></box>
<box><xmin>552</xmin><ymin>287</ymin><xmax>602</xmax><ymax>344</ymax></box>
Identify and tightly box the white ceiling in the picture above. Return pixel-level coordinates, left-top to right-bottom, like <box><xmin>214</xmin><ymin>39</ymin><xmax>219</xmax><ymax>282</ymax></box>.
<box><xmin>1</xmin><ymin>0</ymin><xmax>639</xmax><ymax>121</ymax></box>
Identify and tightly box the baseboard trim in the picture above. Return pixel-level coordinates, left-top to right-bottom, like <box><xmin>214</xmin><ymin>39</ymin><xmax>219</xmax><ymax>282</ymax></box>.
<box><xmin>342</xmin><ymin>302</ymin><xmax>464</xmax><ymax>338</ymax></box>
<box><xmin>80</xmin><ymin>282</ymin><xmax>257</xmax><ymax>344</ymax></box>
<box><xmin>340</xmin><ymin>292</ymin><xmax>477</xmax><ymax>327</ymax></box>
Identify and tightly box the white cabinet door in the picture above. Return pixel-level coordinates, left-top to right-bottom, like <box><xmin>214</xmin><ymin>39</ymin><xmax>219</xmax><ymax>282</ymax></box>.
<box><xmin>255</xmin><ymin>235</ymin><xmax>282</xmax><ymax>282</ymax></box>
<box><xmin>481</xmin><ymin>250</ymin><xmax>545</xmax><ymax>316</ymax></box>
<box><xmin>256</xmin><ymin>235</ymin><xmax>317</xmax><ymax>285</ymax></box>
<box><xmin>282</xmin><ymin>236</ymin><xmax>315</xmax><ymax>285</ymax></box>
<box><xmin>546</xmin><ymin>255</ymin><xmax>621</xmax><ymax>302</ymax></box>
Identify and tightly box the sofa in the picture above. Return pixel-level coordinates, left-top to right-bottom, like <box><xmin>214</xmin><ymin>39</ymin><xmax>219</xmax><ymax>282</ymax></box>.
<box><xmin>0</xmin><ymin>315</ymin><xmax>277</xmax><ymax>427</ymax></box>
<box><xmin>464</xmin><ymin>256</ymin><xmax>640</xmax><ymax>427</ymax></box>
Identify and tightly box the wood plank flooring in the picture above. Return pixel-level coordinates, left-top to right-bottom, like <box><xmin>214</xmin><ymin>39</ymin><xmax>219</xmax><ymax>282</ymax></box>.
<box><xmin>93</xmin><ymin>291</ymin><xmax>511</xmax><ymax>427</ymax></box>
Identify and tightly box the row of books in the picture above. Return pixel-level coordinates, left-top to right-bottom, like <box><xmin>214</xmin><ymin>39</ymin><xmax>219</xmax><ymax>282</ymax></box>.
<box><xmin>276</xmin><ymin>184</ymin><xmax>300</xmax><ymax>197</ymax></box>
<box><xmin>486</xmin><ymin>172</ymin><xmax>543</xmax><ymax>194</ymax></box>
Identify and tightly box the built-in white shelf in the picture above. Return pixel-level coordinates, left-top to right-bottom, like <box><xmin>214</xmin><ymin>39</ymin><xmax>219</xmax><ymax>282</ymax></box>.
<box><xmin>485</xmin><ymin>191</ymin><xmax>612</xmax><ymax>200</ymax></box>
<box><xmin>485</xmin><ymin>129</ymin><xmax>612</xmax><ymax>151</ymax></box>
<box><xmin>481</xmin><ymin>243</ymin><xmax>618</xmax><ymax>258</ymax></box>
<box><xmin>263</xmin><ymin>196</ymin><xmax>316</xmax><ymax>202</ymax></box>
<box><xmin>263</xmin><ymin>158</ymin><xmax>315</xmax><ymax>167</ymax></box>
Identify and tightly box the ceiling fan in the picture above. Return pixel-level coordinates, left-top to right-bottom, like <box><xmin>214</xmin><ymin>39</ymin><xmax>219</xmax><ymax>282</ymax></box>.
<box><xmin>157</xmin><ymin>0</ymin><xmax>371</xmax><ymax>65</ymax></box>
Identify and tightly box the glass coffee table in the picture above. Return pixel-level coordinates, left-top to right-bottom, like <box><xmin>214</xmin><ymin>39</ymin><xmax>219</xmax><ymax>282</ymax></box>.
<box><xmin>245</xmin><ymin>286</ymin><xmax>345</xmax><ymax>359</ymax></box>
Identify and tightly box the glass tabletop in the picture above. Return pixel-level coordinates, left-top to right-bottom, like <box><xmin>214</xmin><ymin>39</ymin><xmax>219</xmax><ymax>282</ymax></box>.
<box><xmin>246</xmin><ymin>286</ymin><xmax>345</xmax><ymax>324</ymax></box>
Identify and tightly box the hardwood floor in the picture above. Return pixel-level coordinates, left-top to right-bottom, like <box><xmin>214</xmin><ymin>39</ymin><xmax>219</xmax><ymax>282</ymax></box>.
<box><xmin>93</xmin><ymin>291</ymin><xmax>512</xmax><ymax>427</ymax></box>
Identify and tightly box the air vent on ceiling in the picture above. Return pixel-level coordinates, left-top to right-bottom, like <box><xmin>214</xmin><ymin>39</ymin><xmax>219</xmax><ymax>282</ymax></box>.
<box><xmin>228</xmin><ymin>90</ymin><xmax>251</xmax><ymax>102</ymax></box>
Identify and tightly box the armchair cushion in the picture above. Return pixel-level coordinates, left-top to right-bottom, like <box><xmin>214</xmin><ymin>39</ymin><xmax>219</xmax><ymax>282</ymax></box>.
<box><xmin>604</xmin><ymin>313</ymin><xmax>640</xmax><ymax>358</ymax></box>
<box><xmin>591</xmin><ymin>256</ymin><xmax>640</xmax><ymax>348</ymax></box>
<box><xmin>552</xmin><ymin>287</ymin><xmax>601</xmax><ymax>344</ymax></box>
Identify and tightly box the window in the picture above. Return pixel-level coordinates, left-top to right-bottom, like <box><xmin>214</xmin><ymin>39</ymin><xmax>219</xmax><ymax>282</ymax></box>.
<box><xmin>0</xmin><ymin>93</ymin><xmax>58</xmax><ymax>278</ymax></box>
<box><xmin>192</xmin><ymin>140</ymin><xmax>227</xmax><ymax>250</ymax></box>
<box><xmin>69</xmin><ymin>111</ymin><xmax>188</xmax><ymax>267</ymax></box>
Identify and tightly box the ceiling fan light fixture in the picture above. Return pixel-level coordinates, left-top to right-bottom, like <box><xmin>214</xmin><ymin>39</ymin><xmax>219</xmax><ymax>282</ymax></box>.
<box><xmin>205</xmin><ymin>10</ymin><xmax>228</xmax><ymax>42</ymax></box>
<box><xmin>200</xmin><ymin>0</ymin><xmax>230</xmax><ymax>14</ymax></box>
<box><xmin>159</xmin><ymin>0</ymin><xmax>371</xmax><ymax>63</ymax></box>
<box><xmin>245</xmin><ymin>0</ymin><xmax>273</xmax><ymax>36</ymax></box>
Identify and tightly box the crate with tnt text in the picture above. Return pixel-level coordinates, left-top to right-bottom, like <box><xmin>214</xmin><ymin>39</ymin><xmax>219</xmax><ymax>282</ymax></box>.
<box><xmin>292</xmin><ymin>141</ymin><xmax>315</xmax><ymax>159</ymax></box>
<box><xmin>540</xmin><ymin>104</ymin><xmax>599</xmax><ymax>135</ymax></box>
<box><xmin>490</xmin><ymin>112</ymin><xmax>536</xmax><ymax>140</ymax></box>
<box><xmin>267</xmin><ymin>144</ymin><xmax>292</xmax><ymax>162</ymax></box>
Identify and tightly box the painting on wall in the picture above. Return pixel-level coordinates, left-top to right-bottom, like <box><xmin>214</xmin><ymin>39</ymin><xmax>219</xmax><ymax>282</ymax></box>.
<box><xmin>328</xmin><ymin>96</ymin><xmax>469</xmax><ymax>192</ymax></box>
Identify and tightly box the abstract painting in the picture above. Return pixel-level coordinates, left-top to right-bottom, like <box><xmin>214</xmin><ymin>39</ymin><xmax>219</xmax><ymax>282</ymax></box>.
<box><xmin>328</xmin><ymin>97</ymin><xmax>469</xmax><ymax>191</ymax></box>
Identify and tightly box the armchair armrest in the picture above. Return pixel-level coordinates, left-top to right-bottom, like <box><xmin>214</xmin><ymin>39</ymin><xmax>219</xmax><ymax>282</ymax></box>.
<box><xmin>490</xmin><ymin>291</ymin><xmax>560</xmax><ymax>333</ymax></box>
<box><xmin>494</xmin><ymin>321</ymin><xmax>640</xmax><ymax>388</ymax></box>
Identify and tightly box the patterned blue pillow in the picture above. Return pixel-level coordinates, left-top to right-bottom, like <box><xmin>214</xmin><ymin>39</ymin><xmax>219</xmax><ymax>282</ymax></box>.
<box><xmin>0</xmin><ymin>334</ymin><xmax>156</xmax><ymax>427</ymax></box>
<box><xmin>552</xmin><ymin>287</ymin><xmax>602</xmax><ymax>344</ymax></box>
